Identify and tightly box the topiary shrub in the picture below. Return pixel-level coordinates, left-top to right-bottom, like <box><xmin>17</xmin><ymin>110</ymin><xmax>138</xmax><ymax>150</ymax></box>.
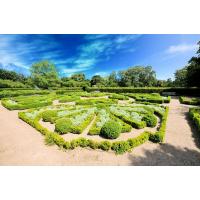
<box><xmin>42</xmin><ymin>110</ymin><xmax>57</xmax><ymax>122</ymax></box>
<box><xmin>99</xmin><ymin>141</ymin><xmax>111</xmax><ymax>151</ymax></box>
<box><xmin>142</xmin><ymin>114</ymin><xmax>157</xmax><ymax>127</ymax></box>
<box><xmin>100</xmin><ymin>120</ymin><xmax>122</xmax><ymax>139</ymax></box>
<box><xmin>55</xmin><ymin>118</ymin><xmax>72</xmax><ymax>134</ymax></box>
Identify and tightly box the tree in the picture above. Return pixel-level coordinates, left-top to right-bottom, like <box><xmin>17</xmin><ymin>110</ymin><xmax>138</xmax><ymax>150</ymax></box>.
<box><xmin>174</xmin><ymin>67</ymin><xmax>188</xmax><ymax>87</ymax></box>
<box><xmin>30</xmin><ymin>60</ymin><xmax>59</xmax><ymax>88</ymax></box>
<box><xmin>71</xmin><ymin>73</ymin><xmax>85</xmax><ymax>81</ymax></box>
<box><xmin>118</xmin><ymin>66</ymin><xmax>156</xmax><ymax>87</ymax></box>
<box><xmin>186</xmin><ymin>41</ymin><xmax>200</xmax><ymax>87</ymax></box>
<box><xmin>107</xmin><ymin>71</ymin><xmax>118</xmax><ymax>86</ymax></box>
<box><xmin>0</xmin><ymin>68</ymin><xmax>26</xmax><ymax>83</ymax></box>
<box><xmin>90</xmin><ymin>75</ymin><xmax>104</xmax><ymax>86</ymax></box>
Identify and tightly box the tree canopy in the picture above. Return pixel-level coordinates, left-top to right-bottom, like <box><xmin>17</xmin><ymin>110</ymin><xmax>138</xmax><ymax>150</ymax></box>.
<box><xmin>30</xmin><ymin>60</ymin><xmax>59</xmax><ymax>88</ymax></box>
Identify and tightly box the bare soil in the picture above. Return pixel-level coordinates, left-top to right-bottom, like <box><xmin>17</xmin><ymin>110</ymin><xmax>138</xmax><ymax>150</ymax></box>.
<box><xmin>1</xmin><ymin>97</ymin><xmax>200</xmax><ymax>165</ymax></box>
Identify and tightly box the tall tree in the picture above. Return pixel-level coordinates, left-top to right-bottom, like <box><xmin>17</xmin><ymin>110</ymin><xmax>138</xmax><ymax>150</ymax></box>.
<box><xmin>71</xmin><ymin>73</ymin><xmax>85</xmax><ymax>81</ymax></box>
<box><xmin>91</xmin><ymin>75</ymin><xmax>104</xmax><ymax>86</ymax></box>
<box><xmin>30</xmin><ymin>60</ymin><xmax>59</xmax><ymax>88</ymax></box>
<box><xmin>174</xmin><ymin>67</ymin><xmax>188</xmax><ymax>87</ymax></box>
<box><xmin>108</xmin><ymin>71</ymin><xmax>118</xmax><ymax>86</ymax></box>
<box><xmin>186</xmin><ymin>41</ymin><xmax>200</xmax><ymax>87</ymax></box>
<box><xmin>118</xmin><ymin>66</ymin><xmax>156</xmax><ymax>87</ymax></box>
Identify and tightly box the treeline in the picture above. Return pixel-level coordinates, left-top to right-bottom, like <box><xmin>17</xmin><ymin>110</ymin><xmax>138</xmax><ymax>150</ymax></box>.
<box><xmin>0</xmin><ymin>41</ymin><xmax>199</xmax><ymax>89</ymax></box>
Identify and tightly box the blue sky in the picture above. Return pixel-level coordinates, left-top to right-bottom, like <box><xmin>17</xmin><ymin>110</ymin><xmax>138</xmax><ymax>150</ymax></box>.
<box><xmin>0</xmin><ymin>34</ymin><xmax>199</xmax><ymax>80</ymax></box>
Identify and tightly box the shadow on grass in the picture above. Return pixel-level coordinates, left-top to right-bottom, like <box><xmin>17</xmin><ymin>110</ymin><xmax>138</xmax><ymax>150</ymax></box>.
<box><xmin>129</xmin><ymin>143</ymin><xmax>200</xmax><ymax>166</ymax></box>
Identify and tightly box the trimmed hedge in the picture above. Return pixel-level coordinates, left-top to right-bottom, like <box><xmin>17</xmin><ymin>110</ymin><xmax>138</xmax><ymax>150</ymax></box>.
<box><xmin>149</xmin><ymin>107</ymin><xmax>169</xmax><ymax>142</ymax></box>
<box><xmin>109</xmin><ymin>93</ymin><xmax>129</xmax><ymax>100</ymax></box>
<box><xmin>189</xmin><ymin>108</ymin><xmax>200</xmax><ymax>132</ymax></box>
<box><xmin>87</xmin><ymin>87</ymin><xmax>200</xmax><ymax>96</ymax></box>
<box><xmin>179</xmin><ymin>96</ymin><xmax>200</xmax><ymax>105</ymax></box>
<box><xmin>18</xmin><ymin>104</ymin><xmax>169</xmax><ymax>154</ymax></box>
<box><xmin>0</xmin><ymin>89</ymin><xmax>50</xmax><ymax>99</ymax></box>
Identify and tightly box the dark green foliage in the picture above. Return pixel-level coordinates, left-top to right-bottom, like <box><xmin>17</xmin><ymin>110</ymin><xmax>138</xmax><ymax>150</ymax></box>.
<box><xmin>87</xmin><ymin>87</ymin><xmax>200</xmax><ymax>96</ymax></box>
<box><xmin>142</xmin><ymin>114</ymin><xmax>157</xmax><ymax>127</ymax></box>
<box><xmin>100</xmin><ymin>120</ymin><xmax>121</xmax><ymax>139</ymax></box>
<box><xmin>55</xmin><ymin>118</ymin><xmax>72</xmax><ymax>134</ymax></box>
<box><xmin>0</xmin><ymin>79</ymin><xmax>26</xmax><ymax>88</ymax></box>
<box><xmin>179</xmin><ymin>96</ymin><xmax>200</xmax><ymax>105</ymax></box>
<box><xmin>111</xmin><ymin>141</ymin><xmax>130</xmax><ymax>154</ymax></box>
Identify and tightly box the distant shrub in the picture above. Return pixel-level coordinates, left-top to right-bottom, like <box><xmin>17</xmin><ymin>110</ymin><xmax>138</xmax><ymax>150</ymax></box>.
<box><xmin>100</xmin><ymin>120</ymin><xmax>121</xmax><ymax>139</ymax></box>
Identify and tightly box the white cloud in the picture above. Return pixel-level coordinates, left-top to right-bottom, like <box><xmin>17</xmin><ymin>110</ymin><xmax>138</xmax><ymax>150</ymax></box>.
<box><xmin>95</xmin><ymin>71</ymin><xmax>109</xmax><ymax>77</ymax></box>
<box><xmin>166</xmin><ymin>43</ymin><xmax>198</xmax><ymax>54</ymax></box>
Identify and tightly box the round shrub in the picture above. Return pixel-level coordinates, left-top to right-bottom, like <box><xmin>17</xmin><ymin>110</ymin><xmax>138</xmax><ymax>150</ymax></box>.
<box><xmin>142</xmin><ymin>114</ymin><xmax>157</xmax><ymax>127</ymax></box>
<box><xmin>55</xmin><ymin>118</ymin><xmax>72</xmax><ymax>134</ymax></box>
<box><xmin>100</xmin><ymin>120</ymin><xmax>122</xmax><ymax>139</ymax></box>
<box><xmin>42</xmin><ymin>110</ymin><xmax>57</xmax><ymax>122</ymax></box>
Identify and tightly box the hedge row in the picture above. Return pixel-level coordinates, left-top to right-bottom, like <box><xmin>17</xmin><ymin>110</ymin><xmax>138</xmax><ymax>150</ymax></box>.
<box><xmin>86</xmin><ymin>87</ymin><xmax>200</xmax><ymax>95</ymax></box>
<box><xmin>18</xmin><ymin>105</ymin><xmax>169</xmax><ymax>154</ymax></box>
<box><xmin>189</xmin><ymin>108</ymin><xmax>200</xmax><ymax>132</ymax></box>
<box><xmin>0</xmin><ymin>89</ymin><xmax>50</xmax><ymax>99</ymax></box>
<box><xmin>18</xmin><ymin>111</ymin><xmax>151</xmax><ymax>154</ymax></box>
<box><xmin>179</xmin><ymin>96</ymin><xmax>200</xmax><ymax>105</ymax></box>
<box><xmin>149</xmin><ymin>107</ymin><xmax>169</xmax><ymax>142</ymax></box>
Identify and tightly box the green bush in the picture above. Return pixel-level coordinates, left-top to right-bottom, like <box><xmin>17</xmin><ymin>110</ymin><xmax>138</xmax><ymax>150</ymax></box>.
<box><xmin>55</xmin><ymin>118</ymin><xmax>72</xmax><ymax>134</ymax></box>
<box><xmin>88</xmin><ymin>140</ymin><xmax>99</xmax><ymax>149</ymax></box>
<box><xmin>127</xmin><ymin>131</ymin><xmax>150</xmax><ymax>148</ymax></box>
<box><xmin>189</xmin><ymin>108</ymin><xmax>200</xmax><ymax>131</ymax></box>
<box><xmin>100</xmin><ymin>120</ymin><xmax>122</xmax><ymax>139</ymax></box>
<box><xmin>42</xmin><ymin>110</ymin><xmax>57</xmax><ymax>122</ymax></box>
<box><xmin>142</xmin><ymin>114</ymin><xmax>157</xmax><ymax>127</ymax></box>
<box><xmin>0</xmin><ymin>79</ymin><xmax>27</xmax><ymax>88</ymax></box>
<box><xmin>99</xmin><ymin>141</ymin><xmax>111</xmax><ymax>151</ymax></box>
<box><xmin>70</xmin><ymin>138</ymin><xmax>90</xmax><ymax>149</ymax></box>
<box><xmin>111</xmin><ymin>141</ymin><xmax>131</xmax><ymax>154</ymax></box>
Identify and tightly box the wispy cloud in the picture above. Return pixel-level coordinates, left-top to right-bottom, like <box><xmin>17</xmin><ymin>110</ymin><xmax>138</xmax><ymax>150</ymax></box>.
<box><xmin>0</xmin><ymin>34</ymin><xmax>141</xmax><ymax>76</ymax></box>
<box><xmin>166</xmin><ymin>43</ymin><xmax>198</xmax><ymax>54</ymax></box>
<box><xmin>60</xmin><ymin>34</ymin><xmax>140</xmax><ymax>76</ymax></box>
<box><xmin>94</xmin><ymin>71</ymin><xmax>109</xmax><ymax>77</ymax></box>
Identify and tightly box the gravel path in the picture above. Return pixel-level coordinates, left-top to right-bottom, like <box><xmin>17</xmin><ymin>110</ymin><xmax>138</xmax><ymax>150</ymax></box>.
<box><xmin>0</xmin><ymin>97</ymin><xmax>200</xmax><ymax>165</ymax></box>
